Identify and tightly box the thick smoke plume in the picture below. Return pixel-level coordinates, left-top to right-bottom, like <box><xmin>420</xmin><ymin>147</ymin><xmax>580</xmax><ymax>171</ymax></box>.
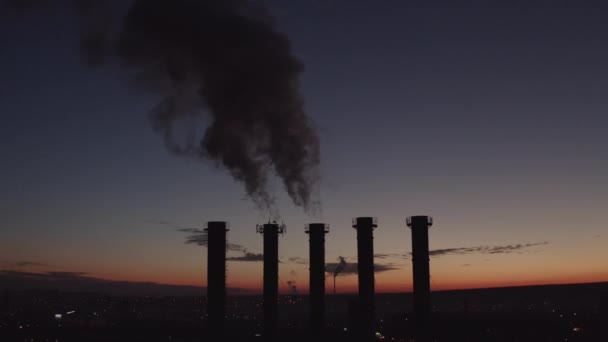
<box><xmin>6</xmin><ymin>0</ymin><xmax>321</xmax><ymax>212</ymax></box>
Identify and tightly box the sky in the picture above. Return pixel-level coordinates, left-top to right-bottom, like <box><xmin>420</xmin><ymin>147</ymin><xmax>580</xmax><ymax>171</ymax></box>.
<box><xmin>1</xmin><ymin>0</ymin><xmax>607</xmax><ymax>295</ymax></box>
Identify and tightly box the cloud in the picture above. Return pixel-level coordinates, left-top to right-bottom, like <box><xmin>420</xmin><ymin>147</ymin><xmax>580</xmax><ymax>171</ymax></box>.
<box><xmin>16</xmin><ymin>261</ymin><xmax>45</xmax><ymax>267</ymax></box>
<box><xmin>324</xmin><ymin>262</ymin><xmax>399</xmax><ymax>276</ymax></box>
<box><xmin>226</xmin><ymin>252</ymin><xmax>264</xmax><ymax>262</ymax></box>
<box><xmin>428</xmin><ymin>242</ymin><xmax>548</xmax><ymax>257</ymax></box>
<box><xmin>1</xmin><ymin>261</ymin><xmax>46</xmax><ymax>268</ymax></box>
<box><xmin>180</xmin><ymin>228</ymin><xmax>246</xmax><ymax>252</ymax></box>
<box><xmin>45</xmin><ymin>271</ymin><xmax>87</xmax><ymax>278</ymax></box>
<box><xmin>156</xmin><ymin>219</ymin><xmax>264</xmax><ymax>262</ymax></box>
<box><xmin>286</xmin><ymin>257</ymin><xmax>308</xmax><ymax>265</ymax></box>
<box><xmin>461</xmin><ymin>264</ymin><xmax>471</xmax><ymax>267</ymax></box>
<box><xmin>337</xmin><ymin>242</ymin><xmax>549</xmax><ymax>269</ymax></box>
<box><xmin>374</xmin><ymin>253</ymin><xmax>407</xmax><ymax>260</ymax></box>
<box><xmin>0</xmin><ymin>270</ymin><xmax>252</xmax><ymax>296</ymax></box>
<box><xmin>152</xmin><ymin>219</ymin><xmax>245</xmax><ymax>251</ymax></box>
<box><xmin>374</xmin><ymin>263</ymin><xmax>401</xmax><ymax>273</ymax></box>
<box><xmin>370</xmin><ymin>242</ymin><xmax>549</xmax><ymax>260</ymax></box>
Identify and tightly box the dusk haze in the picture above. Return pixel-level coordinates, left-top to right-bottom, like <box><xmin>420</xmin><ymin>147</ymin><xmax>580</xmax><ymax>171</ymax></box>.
<box><xmin>1</xmin><ymin>0</ymin><xmax>606</xmax><ymax>341</ymax></box>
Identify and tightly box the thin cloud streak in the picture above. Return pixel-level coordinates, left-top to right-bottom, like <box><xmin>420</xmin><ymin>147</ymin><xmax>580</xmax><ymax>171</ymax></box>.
<box><xmin>153</xmin><ymin>219</ymin><xmax>245</xmax><ymax>251</ymax></box>
<box><xmin>226</xmin><ymin>252</ymin><xmax>264</xmax><ymax>262</ymax></box>
<box><xmin>374</xmin><ymin>253</ymin><xmax>407</xmax><ymax>259</ymax></box>
<box><xmin>370</xmin><ymin>242</ymin><xmax>550</xmax><ymax>260</ymax></box>
<box><xmin>0</xmin><ymin>270</ymin><xmax>253</xmax><ymax>296</ymax></box>
<box><xmin>324</xmin><ymin>262</ymin><xmax>400</xmax><ymax>276</ymax></box>
<box><xmin>1</xmin><ymin>261</ymin><xmax>46</xmax><ymax>268</ymax></box>
<box><xmin>428</xmin><ymin>242</ymin><xmax>549</xmax><ymax>257</ymax></box>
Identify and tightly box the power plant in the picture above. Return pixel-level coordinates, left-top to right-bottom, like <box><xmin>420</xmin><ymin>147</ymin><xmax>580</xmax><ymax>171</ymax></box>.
<box><xmin>257</xmin><ymin>221</ymin><xmax>285</xmax><ymax>340</ymax></box>
<box><xmin>407</xmin><ymin>215</ymin><xmax>433</xmax><ymax>333</ymax></box>
<box><xmin>352</xmin><ymin>217</ymin><xmax>378</xmax><ymax>341</ymax></box>
<box><xmin>201</xmin><ymin>216</ymin><xmax>434</xmax><ymax>340</ymax></box>
<box><xmin>305</xmin><ymin>223</ymin><xmax>329</xmax><ymax>335</ymax></box>
<box><xmin>205</xmin><ymin>221</ymin><xmax>228</xmax><ymax>336</ymax></box>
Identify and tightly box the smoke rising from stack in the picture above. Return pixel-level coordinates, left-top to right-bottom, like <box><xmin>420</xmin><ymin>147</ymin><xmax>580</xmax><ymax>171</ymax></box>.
<box><xmin>5</xmin><ymin>0</ymin><xmax>321</xmax><ymax>212</ymax></box>
<box><xmin>286</xmin><ymin>280</ymin><xmax>297</xmax><ymax>294</ymax></box>
<box><xmin>333</xmin><ymin>256</ymin><xmax>346</xmax><ymax>294</ymax></box>
<box><xmin>333</xmin><ymin>256</ymin><xmax>347</xmax><ymax>277</ymax></box>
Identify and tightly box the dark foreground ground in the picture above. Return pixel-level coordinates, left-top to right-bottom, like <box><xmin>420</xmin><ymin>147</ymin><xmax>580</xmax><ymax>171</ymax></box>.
<box><xmin>1</xmin><ymin>282</ymin><xmax>606</xmax><ymax>341</ymax></box>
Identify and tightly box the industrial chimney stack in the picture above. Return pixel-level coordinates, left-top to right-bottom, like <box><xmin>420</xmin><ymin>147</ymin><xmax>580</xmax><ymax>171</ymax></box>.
<box><xmin>353</xmin><ymin>217</ymin><xmax>378</xmax><ymax>341</ymax></box>
<box><xmin>305</xmin><ymin>223</ymin><xmax>329</xmax><ymax>335</ymax></box>
<box><xmin>205</xmin><ymin>221</ymin><xmax>228</xmax><ymax>336</ymax></box>
<box><xmin>257</xmin><ymin>222</ymin><xmax>285</xmax><ymax>341</ymax></box>
<box><xmin>407</xmin><ymin>215</ymin><xmax>433</xmax><ymax>333</ymax></box>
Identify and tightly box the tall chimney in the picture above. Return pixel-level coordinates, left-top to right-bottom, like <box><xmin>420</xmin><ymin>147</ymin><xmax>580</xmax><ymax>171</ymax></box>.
<box><xmin>257</xmin><ymin>222</ymin><xmax>285</xmax><ymax>341</ymax></box>
<box><xmin>205</xmin><ymin>221</ymin><xmax>228</xmax><ymax>336</ymax></box>
<box><xmin>305</xmin><ymin>223</ymin><xmax>329</xmax><ymax>335</ymax></box>
<box><xmin>407</xmin><ymin>215</ymin><xmax>433</xmax><ymax>332</ymax></box>
<box><xmin>352</xmin><ymin>216</ymin><xmax>377</xmax><ymax>341</ymax></box>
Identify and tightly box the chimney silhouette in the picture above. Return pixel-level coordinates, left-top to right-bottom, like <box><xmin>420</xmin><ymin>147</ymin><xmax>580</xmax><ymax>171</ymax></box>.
<box><xmin>305</xmin><ymin>223</ymin><xmax>329</xmax><ymax>335</ymax></box>
<box><xmin>257</xmin><ymin>222</ymin><xmax>285</xmax><ymax>341</ymax></box>
<box><xmin>407</xmin><ymin>215</ymin><xmax>433</xmax><ymax>331</ymax></box>
<box><xmin>352</xmin><ymin>217</ymin><xmax>377</xmax><ymax>341</ymax></box>
<box><xmin>205</xmin><ymin>221</ymin><xmax>228</xmax><ymax>336</ymax></box>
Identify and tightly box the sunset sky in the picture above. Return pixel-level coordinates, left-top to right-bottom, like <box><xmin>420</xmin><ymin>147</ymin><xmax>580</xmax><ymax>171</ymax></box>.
<box><xmin>1</xmin><ymin>0</ymin><xmax>607</xmax><ymax>295</ymax></box>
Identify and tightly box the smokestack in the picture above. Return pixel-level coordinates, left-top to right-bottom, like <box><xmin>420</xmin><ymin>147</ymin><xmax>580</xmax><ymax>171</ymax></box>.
<box><xmin>205</xmin><ymin>221</ymin><xmax>228</xmax><ymax>336</ymax></box>
<box><xmin>407</xmin><ymin>215</ymin><xmax>433</xmax><ymax>334</ymax></box>
<box><xmin>257</xmin><ymin>222</ymin><xmax>285</xmax><ymax>341</ymax></box>
<box><xmin>305</xmin><ymin>223</ymin><xmax>329</xmax><ymax>335</ymax></box>
<box><xmin>352</xmin><ymin>217</ymin><xmax>377</xmax><ymax>341</ymax></box>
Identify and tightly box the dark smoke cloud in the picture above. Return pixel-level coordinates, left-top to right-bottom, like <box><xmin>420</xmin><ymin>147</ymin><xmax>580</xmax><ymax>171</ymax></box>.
<box><xmin>119</xmin><ymin>0</ymin><xmax>320</xmax><ymax>212</ymax></box>
<box><xmin>6</xmin><ymin>0</ymin><xmax>321</xmax><ymax>212</ymax></box>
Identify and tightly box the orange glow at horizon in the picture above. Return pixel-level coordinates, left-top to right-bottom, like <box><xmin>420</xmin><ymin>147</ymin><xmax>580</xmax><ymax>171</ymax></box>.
<box><xmin>85</xmin><ymin>268</ymin><xmax>608</xmax><ymax>295</ymax></box>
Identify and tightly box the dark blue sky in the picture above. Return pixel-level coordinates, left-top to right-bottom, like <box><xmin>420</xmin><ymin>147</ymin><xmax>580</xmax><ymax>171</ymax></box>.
<box><xmin>1</xmin><ymin>0</ymin><xmax>607</xmax><ymax>291</ymax></box>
